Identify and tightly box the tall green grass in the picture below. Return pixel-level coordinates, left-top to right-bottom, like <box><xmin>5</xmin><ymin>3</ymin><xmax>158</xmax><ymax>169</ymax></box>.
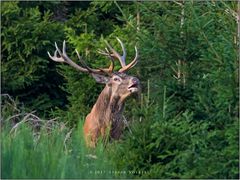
<box><xmin>1</xmin><ymin>116</ymin><xmax>125</xmax><ymax>179</ymax></box>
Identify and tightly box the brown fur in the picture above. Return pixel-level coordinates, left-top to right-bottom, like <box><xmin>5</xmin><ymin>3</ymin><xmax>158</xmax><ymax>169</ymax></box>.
<box><xmin>83</xmin><ymin>74</ymin><xmax>139</xmax><ymax>147</ymax></box>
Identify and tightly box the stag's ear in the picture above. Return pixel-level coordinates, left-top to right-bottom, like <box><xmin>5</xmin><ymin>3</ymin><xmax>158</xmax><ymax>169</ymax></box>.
<box><xmin>91</xmin><ymin>73</ymin><xmax>110</xmax><ymax>84</ymax></box>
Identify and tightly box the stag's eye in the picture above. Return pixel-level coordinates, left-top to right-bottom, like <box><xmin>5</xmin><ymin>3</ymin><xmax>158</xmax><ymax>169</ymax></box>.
<box><xmin>113</xmin><ymin>77</ymin><xmax>120</xmax><ymax>82</ymax></box>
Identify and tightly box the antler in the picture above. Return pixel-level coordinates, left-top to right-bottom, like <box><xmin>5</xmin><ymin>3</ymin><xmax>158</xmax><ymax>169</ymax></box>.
<box><xmin>47</xmin><ymin>41</ymin><xmax>114</xmax><ymax>75</ymax></box>
<box><xmin>48</xmin><ymin>38</ymin><xmax>138</xmax><ymax>75</ymax></box>
<box><xmin>99</xmin><ymin>37</ymin><xmax>138</xmax><ymax>73</ymax></box>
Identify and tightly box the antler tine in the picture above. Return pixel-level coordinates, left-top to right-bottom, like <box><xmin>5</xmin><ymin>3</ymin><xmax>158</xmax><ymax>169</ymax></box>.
<box><xmin>47</xmin><ymin>41</ymin><xmax>66</xmax><ymax>62</ymax></box>
<box><xmin>76</xmin><ymin>49</ymin><xmax>113</xmax><ymax>75</ymax></box>
<box><xmin>62</xmin><ymin>40</ymin><xmax>67</xmax><ymax>56</ymax></box>
<box><xmin>116</xmin><ymin>37</ymin><xmax>126</xmax><ymax>65</ymax></box>
<box><xmin>104</xmin><ymin>39</ymin><xmax>126</xmax><ymax>67</ymax></box>
<box><xmin>47</xmin><ymin>50</ymin><xmax>65</xmax><ymax>62</ymax></box>
<box><xmin>97</xmin><ymin>48</ymin><xmax>111</xmax><ymax>56</ymax></box>
<box><xmin>108</xmin><ymin>58</ymin><xmax>114</xmax><ymax>72</ymax></box>
<box><xmin>50</xmin><ymin>41</ymin><xmax>115</xmax><ymax>75</ymax></box>
<box><xmin>99</xmin><ymin>57</ymin><xmax>114</xmax><ymax>74</ymax></box>
<box><xmin>97</xmin><ymin>47</ymin><xmax>115</xmax><ymax>74</ymax></box>
<box><xmin>101</xmin><ymin>47</ymin><xmax>115</xmax><ymax>73</ymax></box>
<box><xmin>75</xmin><ymin>49</ymin><xmax>92</xmax><ymax>72</ymax></box>
<box><xmin>98</xmin><ymin>38</ymin><xmax>138</xmax><ymax>73</ymax></box>
<box><xmin>48</xmin><ymin>41</ymin><xmax>93</xmax><ymax>73</ymax></box>
<box><xmin>119</xmin><ymin>46</ymin><xmax>138</xmax><ymax>73</ymax></box>
<box><xmin>104</xmin><ymin>47</ymin><xmax>115</xmax><ymax>73</ymax></box>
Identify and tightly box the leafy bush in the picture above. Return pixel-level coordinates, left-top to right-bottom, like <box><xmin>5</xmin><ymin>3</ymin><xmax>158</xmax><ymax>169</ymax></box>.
<box><xmin>110</xmin><ymin>90</ymin><xmax>239</xmax><ymax>179</ymax></box>
<box><xmin>108</xmin><ymin>2</ymin><xmax>239</xmax><ymax>178</ymax></box>
<box><xmin>1</xmin><ymin>1</ymin><xmax>66</xmax><ymax>116</ymax></box>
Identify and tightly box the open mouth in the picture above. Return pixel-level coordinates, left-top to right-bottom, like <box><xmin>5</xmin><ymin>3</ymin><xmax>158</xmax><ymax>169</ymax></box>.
<box><xmin>128</xmin><ymin>83</ymin><xmax>139</xmax><ymax>93</ymax></box>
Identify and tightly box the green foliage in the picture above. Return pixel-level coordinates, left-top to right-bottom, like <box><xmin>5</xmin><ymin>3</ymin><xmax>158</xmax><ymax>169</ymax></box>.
<box><xmin>1</xmin><ymin>112</ymin><xmax>122</xmax><ymax>179</ymax></box>
<box><xmin>1</xmin><ymin>1</ymin><xmax>66</xmax><ymax>115</ymax></box>
<box><xmin>107</xmin><ymin>1</ymin><xmax>239</xmax><ymax>179</ymax></box>
<box><xmin>110</xmin><ymin>91</ymin><xmax>239</xmax><ymax>179</ymax></box>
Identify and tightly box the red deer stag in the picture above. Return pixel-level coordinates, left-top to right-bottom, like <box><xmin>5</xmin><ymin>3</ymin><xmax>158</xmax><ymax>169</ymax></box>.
<box><xmin>48</xmin><ymin>38</ymin><xmax>140</xmax><ymax>147</ymax></box>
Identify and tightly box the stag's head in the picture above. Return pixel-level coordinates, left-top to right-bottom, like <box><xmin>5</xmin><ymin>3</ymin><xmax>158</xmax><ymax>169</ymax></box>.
<box><xmin>47</xmin><ymin>38</ymin><xmax>140</xmax><ymax>101</ymax></box>
<box><xmin>104</xmin><ymin>72</ymin><xmax>140</xmax><ymax>100</ymax></box>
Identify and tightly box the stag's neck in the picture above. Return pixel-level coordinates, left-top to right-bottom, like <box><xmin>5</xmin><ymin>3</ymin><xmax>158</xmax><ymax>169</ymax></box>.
<box><xmin>92</xmin><ymin>86</ymin><xmax>125</xmax><ymax>123</ymax></box>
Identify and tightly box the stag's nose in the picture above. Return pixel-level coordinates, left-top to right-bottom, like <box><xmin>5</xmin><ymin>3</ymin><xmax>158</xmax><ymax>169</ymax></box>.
<box><xmin>132</xmin><ymin>77</ymin><xmax>139</xmax><ymax>85</ymax></box>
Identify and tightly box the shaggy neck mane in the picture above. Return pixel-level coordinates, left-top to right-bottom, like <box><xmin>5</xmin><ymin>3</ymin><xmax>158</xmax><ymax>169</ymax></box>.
<box><xmin>93</xmin><ymin>86</ymin><xmax>125</xmax><ymax>123</ymax></box>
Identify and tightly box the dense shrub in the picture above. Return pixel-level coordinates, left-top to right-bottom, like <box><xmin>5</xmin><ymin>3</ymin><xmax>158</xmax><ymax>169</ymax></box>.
<box><xmin>1</xmin><ymin>1</ymin><xmax>66</xmax><ymax>116</ymax></box>
<box><xmin>110</xmin><ymin>97</ymin><xmax>239</xmax><ymax>179</ymax></box>
<box><xmin>108</xmin><ymin>2</ymin><xmax>239</xmax><ymax>179</ymax></box>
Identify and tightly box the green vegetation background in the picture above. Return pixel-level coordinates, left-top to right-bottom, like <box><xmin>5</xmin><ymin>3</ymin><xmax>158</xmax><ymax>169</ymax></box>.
<box><xmin>1</xmin><ymin>1</ymin><xmax>239</xmax><ymax>179</ymax></box>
